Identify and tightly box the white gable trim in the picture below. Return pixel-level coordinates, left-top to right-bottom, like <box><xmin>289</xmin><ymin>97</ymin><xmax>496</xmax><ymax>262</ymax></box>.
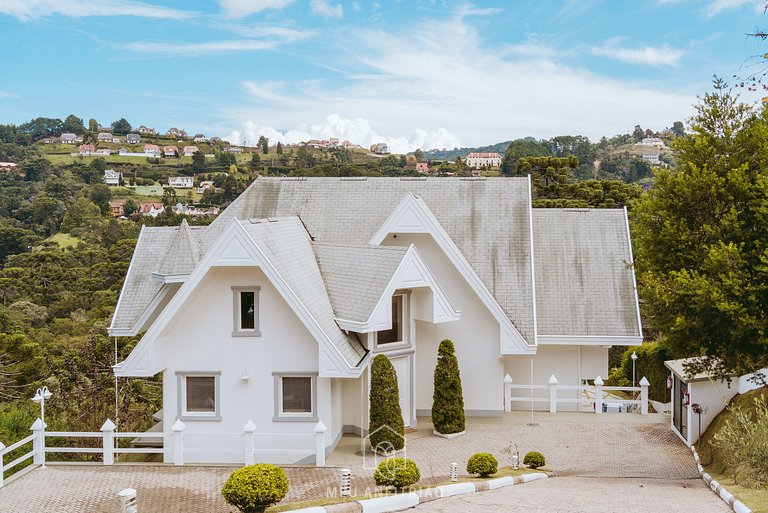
<box><xmin>115</xmin><ymin>220</ymin><xmax>363</xmax><ymax>378</ymax></box>
<box><xmin>368</xmin><ymin>193</ymin><xmax>535</xmax><ymax>355</ymax></box>
<box><xmin>537</xmin><ymin>335</ymin><xmax>643</xmax><ymax>346</ymax></box>
<box><xmin>624</xmin><ymin>206</ymin><xmax>644</xmax><ymax>339</ymax></box>
<box><xmin>151</xmin><ymin>272</ymin><xmax>190</xmax><ymax>284</ymax></box>
<box><xmin>527</xmin><ymin>174</ymin><xmax>539</xmax><ymax>345</ymax></box>
<box><xmin>108</xmin><ymin>284</ymin><xmax>177</xmax><ymax>337</ymax></box>
<box><xmin>335</xmin><ymin>244</ymin><xmax>461</xmax><ymax>332</ymax></box>
<box><xmin>108</xmin><ymin>225</ymin><xmax>147</xmax><ymax>334</ymax></box>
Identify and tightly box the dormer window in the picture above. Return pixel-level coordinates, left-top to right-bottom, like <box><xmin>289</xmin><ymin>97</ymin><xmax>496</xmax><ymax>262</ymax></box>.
<box><xmin>232</xmin><ymin>286</ymin><xmax>261</xmax><ymax>336</ymax></box>
<box><xmin>377</xmin><ymin>294</ymin><xmax>406</xmax><ymax>345</ymax></box>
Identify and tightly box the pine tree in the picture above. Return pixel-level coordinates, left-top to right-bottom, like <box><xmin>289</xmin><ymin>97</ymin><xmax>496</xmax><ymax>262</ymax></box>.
<box><xmin>369</xmin><ymin>354</ymin><xmax>404</xmax><ymax>453</ymax></box>
<box><xmin>431</xmin><ymin>339</ymin><xmax>465</xmax><ymax>434</ymax></box>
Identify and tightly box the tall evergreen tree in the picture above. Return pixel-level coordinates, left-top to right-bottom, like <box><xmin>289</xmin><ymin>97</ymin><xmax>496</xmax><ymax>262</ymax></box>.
<box><xmin>431</xmin><ymin>339</ymin><xmax>465</xmax><ymax>435</ymax></box>
<box><xmin>369</xmin><ymin>354</ymin><xmax>405</xmax><ymax>453</ymax></box>
<box><xmin>633</xmin><ymin>78</ymin><xmax>768</xmax><ymax>380</ymax></box>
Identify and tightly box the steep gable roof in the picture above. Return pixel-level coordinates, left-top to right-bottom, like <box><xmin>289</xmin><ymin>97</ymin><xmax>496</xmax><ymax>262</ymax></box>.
<box><xmin>202</xmin><ymin>177</ymin><xmax>536</xmax><ymax>342</ymax></box>
<box><xmin>156</xmin><ymin>219</ymin><xmax>199</xmax><ymax>277</ymax></box>
<box><xmin>532</xmin><ymin>208</ymin><xmax>642</xmax><ymax>342</ymax></box>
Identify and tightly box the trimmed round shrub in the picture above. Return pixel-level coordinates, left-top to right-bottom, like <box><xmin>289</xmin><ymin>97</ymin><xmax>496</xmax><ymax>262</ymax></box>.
<box><xmin>466</xmin><ymin>452</ymin><xmax>498</xmax><ymax>477</ymax></box>
<box><xmin>221</xmin><ymin>464</ymin><xmax>289</xmax><ymax>513</ymax></box>
<box><xmin>369</xmin><ymin>354</ymin><xmax>405</xmax><ymax>454</ymax></box>
<box><xmin>523</xmin><ymin>451</ymin><xmax>546</xmax><ymax>469</ymax></box>
<box><xmin>431</xmin><ymin>339</ymin><xmax>466</xmax><ymax>435</ymax></box>
<box><xmin>373</xmin><ymin>457</ymin><xmax>420</xmax><ymax>490</ymax></box>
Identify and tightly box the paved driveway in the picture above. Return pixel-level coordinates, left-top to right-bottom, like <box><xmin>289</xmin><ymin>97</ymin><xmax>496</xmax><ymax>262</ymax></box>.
<box><xmin>413</xmin><ymin>477</ymin><xmax>731</xmax><ymax>513</ymax></box>
<box><xmin>0</xmin><ymin>414</ymin><xmax>724</xmax><ymax>513</ymax></box>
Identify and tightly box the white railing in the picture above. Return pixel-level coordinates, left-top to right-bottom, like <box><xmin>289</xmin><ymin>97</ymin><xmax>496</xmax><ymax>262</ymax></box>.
<box><xmin>0</xmin><ymin>417</ymin><xmax>327</xmax><ymax>487</ymax></box>
<box><xmin>503</xmin><ymin>374</ymin><xmax>650</xmax><ymax>415</ymax></box>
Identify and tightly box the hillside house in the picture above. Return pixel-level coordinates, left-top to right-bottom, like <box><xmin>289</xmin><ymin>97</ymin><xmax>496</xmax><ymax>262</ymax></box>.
<box><xmin>98</xmin><ymin>126</ymin><xmax>113</xmax><ymax>134</ymax></box>
<box><xmin>94</xmin><ymin>149</ymin><xmax>111</xmax><ymax>155</ymax></box>
<box><xmin>164</xmin><ymin>146</ymin><xmax>179</xmax><ymax>158</ymax></box>
<box><xmin>415</xmin><ymin>162</ymin><xmax>429</xmax><ymax>174</ymax></box>
<box><xmin>193</xmin><ymin>134</ymin><xmax>208</xmax><ymax>143</ymax></box>
<box><xmin>110</xmin><ymin>177</ymin><xmax>641</xmax><ymax>465</ymax></box>
<box><xmin>103</xmin><ymin>169</ymin><xmax>122</xmax><ymax>186</ymax></box>
<box><xmin>144</xmin><ymin>144</ymin><xmax>161</xmax><ymax>157</ymax></box>
<box><xmin>108</xmin><ymin>199</ymin><xmax>127</xmax><ymax>217</ymax></box>
<box><xmin>465</xmin><ymin>152</ymin><xmax>502</xmax><ymax>168</ymax></box>
<box><xmin>224</xmin><ymin>146</ymin><xmax>243</xmax><ymax>153</ymax></box>
<box><xmin>370</xmin><ymin>143</ymin><xmax>390</xmax><ymax>155</ymax></box>
<box><xmin>61</xmin><ymin>133</ymin><xmax>77</xmax><ymax>144</ymax></box>
<box><xmin>640</xmin><ymin>150</ymin><xmax>661</xmax><ymax>165</ymax></box>
<box><xmin>168</xmin><ymin>176</ymin><xmax>193</xmax><ymax>188</ymax></box>
<box><xmin>112</xmin><ymin>136</ymin><xmax>124</xmax><ymax>144</ymax></box>
<box><xmin>166</xmin><ymin>128</ymin><xmax>187</xmax><ymax>139</ymax></box>
<box><xmin>97</xmin><ymin>132</ymin><xmax>113</xmax><ymax>142</ymax></box>
<box><xmin>78</xmin><ymin>144</ymin><xmax>96</xmax><ymax>156</ymax></box>
<box><xmin>137</xmin><ymin>126</ymin><xmax>157</xmax><ymax>135</ymax></box>
<box><xmin>139</xmin><ymin>202</ymin><xmax>165</xmax><ymax>217</ymax></box>
<box><xmin>183</xmin><ymin>146</ymin><xmax>199</xmax><ymax>157</ymax></box>
<box><xmin>127</xmin><ymin>134</ymin><xmax>141</xmax><ymax>144</ymax></box>
<box><xmin>197</xmin><ymin>180</ymin><xmax>216</xmax><ymax>193</ymax></box>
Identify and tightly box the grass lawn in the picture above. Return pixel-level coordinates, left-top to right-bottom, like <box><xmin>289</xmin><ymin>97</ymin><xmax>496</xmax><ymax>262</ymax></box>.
<box><xmin>267</xmin><ymin>467</ymin><xmax>551</xmax><ymax>512</ymax></box>
<box><xmin>43</xmin><ymin>233</ymin><xmax>82</xmax><ymax>249</ymax></box>
<box><xmin>697</xmin><ymin>387</ymin><xmax>768</xmax><ymax>513</ymax></box>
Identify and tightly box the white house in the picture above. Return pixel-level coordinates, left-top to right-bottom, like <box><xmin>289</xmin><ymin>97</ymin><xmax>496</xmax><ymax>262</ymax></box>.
<box><xmin>168</xmin><ymin>176</ymin><xmax>193</xmax><ymax>188</ymax></box>
<box><xmin>103</xmin><ymin>169</ymin><xmax>122</xmax><ymax>186</ymax></box>
<box><xmin>109</xmin><ymin>177</ymin><xmax>641</xmax><ymax>465</ymax></box>
<box><xmin>183</xmin><ymin>146</ymin><xmax>199</xmax><ymax>157</ymax></box>
<box><xmin>60</xmin><ymin>133</ymin><xmax>78</xmax><ymax>144</ymax></box>
<box><xmin>465</xmin><ymin>152</ymin><xmax>502</xmax><ymax>168</ymax></box>
<box><xmin>126</xmin><ymin>134</ymin><xmax>141</xmax><ymax>144</ymax></box>
<box><xmin>97</xmin><ymin>132</ymin><xmax>113</xmax><ymax>142</ymax></box>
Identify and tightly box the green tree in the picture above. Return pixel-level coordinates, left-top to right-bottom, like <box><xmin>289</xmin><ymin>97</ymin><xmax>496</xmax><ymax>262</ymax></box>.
<box><xmin>90</xmin><ymin>184</ymin><xmax>112</xmax><ymax>215</ymax></box>
<box><xmin>500</xmin><ymin>138</ymin><xmax>550</xmax><ymax>175</ymax></box>
<box><xmin>250</xmin><ymin>152</ymin><xmax>261</xmax><ymax>168</ymax></box>
<box><xmin>369</xmin><ymin>354</ymin><xmax>405</xmax><ymax>453</ymax></box>
<box><xmin>431</xmin><ymin>339</ymin><xmax>465</xmax><ymax>435</ymax></box>
<box><xmin>111</xmin><ymin>118</ymin><xmax>132</xmax><ymax>135</ymax></box>
<box><xmin>413</xmin><ymin>148</ymin><xmax>424</xmax><ymax>162</ymax></box>
<box><xmin>671</xmin><ymin>121</ymin><xmax>685</xmax><ymax>138</ymax></box>
<box><xmin>633</xmin><ymin>79</ymin><xmax>768</xmax><ymax>379</ymax></box>
<box><xmin>62</xmin><ymin>114</ymin><xmax>85</xmax><ymax>134</ymax></box>
<box><xmin>162</xmin><ymin>187</ymin><xmax>178</xmax><ymax>208</ymax></box>
<box><xmin>192</xmin><ymin>151</ymin><xmax>206</xmax><ymax>173</ymax></box>
<box><xmin>123</xmin><ymin>199</ymin><xmax>139</xmax><ymax>217</ymax></box>
<box><xmin>88</xmin><ymin>118</ymin><xmax>99</xmax><ymax>132</ymax></box>
<box><xmin>632</xmin><ymin>124</ymin><xmax>645</xmax><ymax>142</ymax></box>
<box><xmin>276</xmin><ymin>141</ymin><xmax>283</xmax><ymax>155</ymax></box>
<box><xmin>257</xmin><ymin>136</ymin><xmax>269</xmax><ymax>155</ymax></box>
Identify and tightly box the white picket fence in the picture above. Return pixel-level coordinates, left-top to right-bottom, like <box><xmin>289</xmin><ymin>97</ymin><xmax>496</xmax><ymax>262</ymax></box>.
<box><xmin>503</xmin><ymin>374</ymin><xmax>650</xmax><ymax>415</ymax></box>
<box><xmin>0</xmin><ymin>418</ymin><xmax>325</xmax><ymax>488</ymax></box>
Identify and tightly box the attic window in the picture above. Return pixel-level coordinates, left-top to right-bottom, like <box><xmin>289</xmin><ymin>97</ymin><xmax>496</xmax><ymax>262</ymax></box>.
<box><xmin>232</xmin><ymin>286</ymin><xmax>261</xmax><ymax>337</ymax></box>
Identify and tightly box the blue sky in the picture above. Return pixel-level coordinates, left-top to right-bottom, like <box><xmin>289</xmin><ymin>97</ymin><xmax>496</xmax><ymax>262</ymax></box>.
<box><xmin>1</xmin><ymin>0</ymin><xmax>767</xmax><ymax>151</ymax></box>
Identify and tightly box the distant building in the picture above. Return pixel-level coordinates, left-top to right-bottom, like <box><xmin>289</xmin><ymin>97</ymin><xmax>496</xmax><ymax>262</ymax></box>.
<box><xmin>210</xmin><ymin>136</ymin><xmax>222</xmax><ymax>144</ymax></box>
<box><xmin>166</xmin><ymin>128</ymin><xmax>187</xmax><ymax>139</ymax></box>
<box><xmin>144</xmin><ymin>144</ymin><xmax>161</xmax><ymax>156</ymax></box>
<box><xmin>641</xmin><ymin>151</ymin><xmax>661</xmax><ymax>165</ymax></box>
<box><xmin>183</xmin><ymin>145</ymin><xmax>199</xmax><ymax>157</ymax></box>
<box><xmin>78</xmin><ymin>144</ymin><xmax>96</xmax><ymax>156</ymax></box>
<box><xmin>0</xmin><ymin>162</ymin><xmax>18</xmax><ymax>168</ymax></box>
<box><xmin>370</xmin><ymin>142</ymin><xmax>390</xmax><ymax>155</ymax></box>
<box><xmin>197</xmin><ymin>180</ymin><xmax>216</xmax><ymax>194</ymax></box>
<box><xmin>193</xmin><ymin>134</ymin><xmax>208</xmax><ymax>143</ymax></box>
<box><xmin>108</xmin><ymin>199</ymin><xmax>126</xmax><ymax>217</ymax></box>
<box><xmin>94</xmin><ymin>149</ymin><xmax>111</xmax><ymax>155</ymax></box>
<box><xmin>104</xmin><ymin>169</ymin><xmax>122</xmax><ymax>186</ymax></box>
<box><xmin>60</xmin><ymin>133</ymin><xmax>77</xmax><ymax>144</ymax></box>
<box><xmin>223</xmin><ymin>146</ymin><xmax>243</xmax><ymax>153</ymax></box>
<box><xmin>97</xmin><ymin>132</ymin><xmax>113</xmax><ymax>142</ymax></box>
<box><xmin>168</xmin><ymin>176</ymin><xmax>193</xmax><ymax>188</ymax></box>
<box><xmin>112</xmin><ymin>136</ymin><xmax>124</xmax><ymax>144</ymax></box>
<box><xmin>163</xmin><ymin>146</ymin><xmax>179</xmax><ymax>158</ymax></box>
<box><xmin>98</xmin><ymin>126</ymin><xmax>113</xmax><ymax>134</ymax></box>
<box><xmin>126</xmin><ymin>134</ymin><xmax>141</xmax><ymax>144</ymax></box>
<box><xmin>465</xmin><ymin>152</ymin><xmax>502</xmax><ymax>168</ymax></box>
<box><xmin>415</xmin><ymin>162</ymin><xmax>430</xmax><ymax>174</ymax></box>
<box><xmin>637</xmin><ymin>137</ymin><xmax>665</xmax><ymax>148</ymax></box>
<box><xmin>139</xmin><ymin>201</ymin><xmax>164</xmax><ymax>217</ymax></box>
<box><xmin>136</xmin><ymin>125</ymin><xmax>157</xmax><ymax>135</ymax></box>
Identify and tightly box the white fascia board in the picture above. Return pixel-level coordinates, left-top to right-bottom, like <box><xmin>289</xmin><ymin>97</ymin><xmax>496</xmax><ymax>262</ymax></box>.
<box><xmin>115</xmin><ymin>220</ymin><xmax>356</xmax><ymax>377</ymax></box>
<box><xmin>537</xmin><ymin>335</ymin><xmax>643</xmax><ymax>346</ymax></box>
<box><xmin>528</xmin><ymin>174</ymin><xmax>538</xmax><ymax>346</ymax></box>
<box><xmin>151</xmin><ymin>272</ymin><xmax>189</xmax><ymax>284</ymax></box>
<box><xmin>624</xmin><ymin>207</ymin><xmax>644</xmax><ymax>339</ymax></box>
<box><xmin>368</xmin><ymin>193</ymin><xmax>533</xmax><ymax>354</ymax></box>
<box><xmin>108</xmin><ymin>225</ymin><xmax>146</xmax><ymax>333</ymax></box>
<box><xmin>334</xmin><ymin>244</ymin><xmax>460</xmax><ymax>333</ymax></box>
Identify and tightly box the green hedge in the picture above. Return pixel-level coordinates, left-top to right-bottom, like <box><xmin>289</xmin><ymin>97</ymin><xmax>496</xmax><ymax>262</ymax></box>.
<box><xmin>616</xmin><ymin>342</ymin><xmax>670</xmax><ymax>402</ymax></box>
<box><xmin>373</xmin><ymin>457</ymin><xmax>420</xmax><ymax>490</ymax></box>
<box><xmin>523</xmin><ymin>451</ymin><xmax>545</xmax><ymax>469</ymax></box>
<box><xmin>221</xmin><ymin>464</ymin><xmax>288</xmax><ymax>513</ymax></box>
<box><xmin>466</xmin><ymin>452</ymin><xmax>498</xmax><ymax>477</ymax></box>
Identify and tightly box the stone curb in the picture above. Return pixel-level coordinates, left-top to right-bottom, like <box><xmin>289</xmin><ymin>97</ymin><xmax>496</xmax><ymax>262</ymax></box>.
<box><xmin>690</xmin><ymin>446</ymin><xmax>752</xmax><ymax>513</ymax></box>
<box><xmin>289</xmin><ymin>473</ymin><xmax>549</xmax><ymax>513</ymax></box>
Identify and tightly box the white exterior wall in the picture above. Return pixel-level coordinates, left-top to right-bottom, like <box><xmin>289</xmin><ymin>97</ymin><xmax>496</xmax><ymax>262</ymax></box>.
<box><xmin>155</xmin><ymin>266</ymin><xmax>340</xmax><ymax>464</ymax></box>
<box><xmin>503</xmin><ymin>345</ymin><xmax>608</xmax><ymax>412</ymax></box>
<box><xmin>688</xmin><ymin>379</ymin><xmax>738</xmax><ymax>445</ymax></box>
<box><xmin>382</xmin><ymin>233</ymin><xmax>505</xmax><ymax>417</ymax></box>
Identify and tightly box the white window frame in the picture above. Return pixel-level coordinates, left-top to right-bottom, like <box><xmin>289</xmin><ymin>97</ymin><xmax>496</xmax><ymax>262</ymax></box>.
<box><xmin>176</xmin><ymin>371</ymin><xmax>221</xmax><ymax>421</ymax></box>
<box><xmin>273</xmin><ymin>372</ymin><xmax>318</xmax><ymax>422</ymax></box>
<box><xmin>375</xmin><ymin>292</ymin><xmax>410</xmax><ymax>350</ymax></box>
<box><xmin>232</xmin><ymin>286</ymin><xmax>261</xmax><ymax>337</ymax></box>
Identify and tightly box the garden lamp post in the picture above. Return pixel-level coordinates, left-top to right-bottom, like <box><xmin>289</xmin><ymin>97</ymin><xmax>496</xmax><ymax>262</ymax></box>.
<box><xmin>32</xmin><ymin>386</ymin><xmax>53</xmax><ymax>426</ymax></box>
<box><xmin>631</xmin><ymin>352</ymin><xmax>638</xmax><ymax>388</ymax></box>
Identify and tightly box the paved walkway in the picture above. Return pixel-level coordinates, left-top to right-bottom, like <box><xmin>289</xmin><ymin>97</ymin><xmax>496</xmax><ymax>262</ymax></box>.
<box><xmin>0</xmin><ymin>413</ymin><xmax>723</xmax><ymax>512</ymax></box>
<box><xmin>413</xmin><ymin>477</ymin><xmax>731</xmax><ymax>513</ymax></box>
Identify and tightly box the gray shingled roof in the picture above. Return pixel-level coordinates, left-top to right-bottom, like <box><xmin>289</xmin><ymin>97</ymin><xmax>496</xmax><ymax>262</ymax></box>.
<box><xmin>239</xmin><ymin>218</ymin><xmax>367</xmax><ymax>366</ymax></box>
<box><xmin>313</xmin><ymin>243</ymin><xmax>408</xmax><ymax>323</ymax></box>
<box><xmin>157</xmin><ymin>219</ymin><xmax>199</xmax><ymax>276</ymax></box>
<box><xmin>532</xmin><ymin>208</ymin><xmax>640</xmax><ymax>337</ymax></box>
<box><xmin>203</xmin><ymin>177</ymin><xmax>536</xmax><ymax>342</ymax></box>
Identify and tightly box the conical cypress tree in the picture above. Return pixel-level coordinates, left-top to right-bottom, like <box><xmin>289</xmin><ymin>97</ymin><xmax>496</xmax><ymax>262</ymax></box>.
<box><xmin>369</xmin><ymin>354</ymin><xmax>405</xmax><ymax>453</ymax></box>
<box><xmin>431</xmin><ymin>339</ymin><xmax>465</xmax><ymax>434</ymax></box>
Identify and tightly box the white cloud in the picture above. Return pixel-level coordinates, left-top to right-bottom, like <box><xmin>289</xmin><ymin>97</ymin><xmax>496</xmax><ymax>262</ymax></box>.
<box><xmin>123</xmin><ymin>25</ymin><xmax>312</xmax><ymax>55</ymax></box>
<box><xmin>310</xmin><ymin>0</ymin><xmax>343</xmax><ymax>18</ymax></box>
<box><xmin>225</xmin><ymin>114</ymin><xmax>461</xmax><ymax>153</ymax></box>
<box><xmin>704</xmin><ymin>0</ymin><xmax>762</xmax><ymax>16</ymax></box>
<box><xmin>0</xmin><ymin>0</ymin><xmax>194</xmax><ymax>20</ymax></box>
<box><xmin>590</xmin><ymin>38</ymin><xmax>684</xmax><ymax>66</ymax></box>
<box><xmin>221</xmin><ymin>16</ymin><xmax>695</xmax><ymax>148</ymax></box>
<box><xmin>219</xmin><ymin>0</ymin><xmax>294</xmax><ymax>18</ymax></box>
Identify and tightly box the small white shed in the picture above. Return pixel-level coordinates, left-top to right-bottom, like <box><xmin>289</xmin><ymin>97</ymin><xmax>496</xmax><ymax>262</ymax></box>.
<box><xmin>665</xmin><ymin>358</ymin><xmax>766</xmax><ymax>446</ymax></box>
